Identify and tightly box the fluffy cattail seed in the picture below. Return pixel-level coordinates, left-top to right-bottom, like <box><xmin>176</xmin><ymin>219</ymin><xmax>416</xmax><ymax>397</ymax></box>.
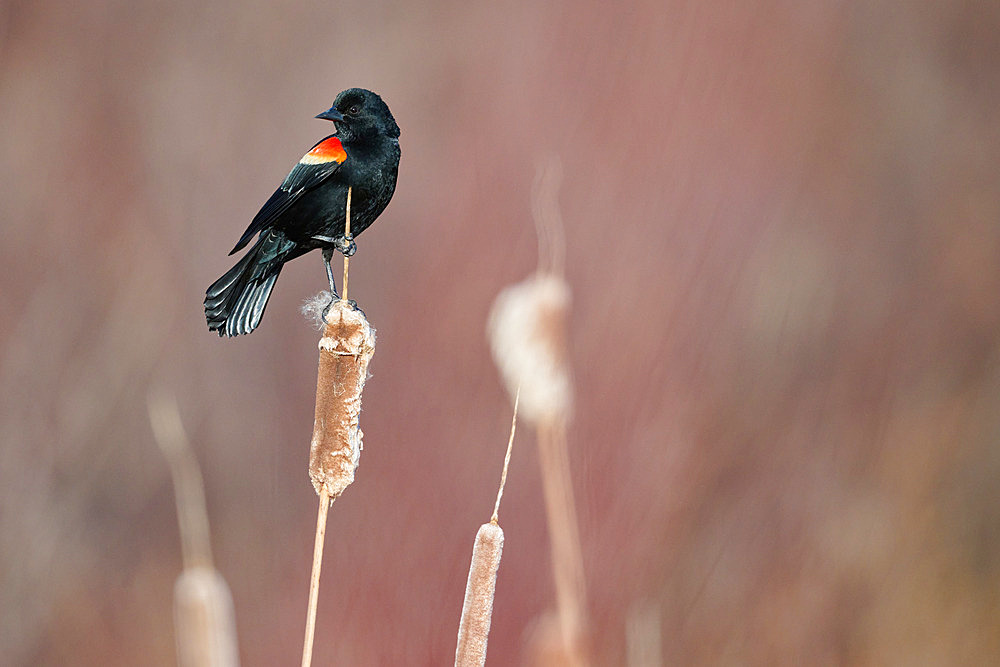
<box><xmin>487</xmin><ymin>273</ymin><xmax>572</xmax><ymax>424</ymax></box>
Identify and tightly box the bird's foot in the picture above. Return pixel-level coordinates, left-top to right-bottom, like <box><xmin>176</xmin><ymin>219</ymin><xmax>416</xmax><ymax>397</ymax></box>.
<box><xmin>314</xmin><ymin>234</ymin><xmax>356</xmax><ymax>257</ymax></box>
<box><xmin>343</xmin><ymin>299</ymin><xmax>363</xmax><ymax>317</ymax></box>
<box><xmin>320</xmin><ymin>297</ymin><xmax>362</xmax><ymax>320</ymax></box>
<box><xmin>335</xmin><ymin>235</ymin><xmax>356</xmax><ymax>257</ymax></box>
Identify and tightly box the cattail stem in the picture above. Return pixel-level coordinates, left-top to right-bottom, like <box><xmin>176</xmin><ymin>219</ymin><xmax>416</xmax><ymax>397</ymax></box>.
<box><xmin>531</xmin><ymin>155</ymin><xmax>566</xmax><ymax>277</ymax></box>
<box><xmin>491</xmin><ymin>387</ymin><xmax>520</xmax><ymax>524</ymax></box>
<box><xmin>301</xmin><ymin>488</ymin><xmax>330</xmax><ymax>667</ymax></box>
<box><xmin>537</xmin><ymin>418</ymin><xmax>586</xmax><ymax>659</ymax></box>
<box><xmin>148</xmin><ymin>391</ymin><xmax>213</xmax><ymax>570</ymax></box>
<box><xmin>342</xmin><ymin>187</ymin><xmax>351</xmax><ymax>302</ymax></box>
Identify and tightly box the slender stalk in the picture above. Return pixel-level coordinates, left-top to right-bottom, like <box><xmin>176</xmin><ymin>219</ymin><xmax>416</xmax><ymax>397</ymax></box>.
<box><xmin>491</xmin><ymin>387</ymin><xmax>520</xmax><ymax>524</ymax></box>
<box><xmin>147</xmin><ymin>390</ymin><xmax>212</xmax><ymax>570</ymax></box>
<box><xmin>537</xmin><ymin>418</ymin><xmax>586</xmax><ymax>660</ymax></box>
<box><xmin>301</xmin><ymin>488</ymin><xmax>330</xmax><ymax>667</ymax></box>
<box><xmin>342</xmin><ymin>187</ymin><xmax>352</xmax><ymax>302</ymax></box>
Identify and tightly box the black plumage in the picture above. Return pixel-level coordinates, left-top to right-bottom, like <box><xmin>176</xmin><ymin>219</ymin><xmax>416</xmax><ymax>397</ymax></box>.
<box><xmin>205</xmin><ymin>88</ymin><xmax>400</xmax><ymax>337</ymax></box>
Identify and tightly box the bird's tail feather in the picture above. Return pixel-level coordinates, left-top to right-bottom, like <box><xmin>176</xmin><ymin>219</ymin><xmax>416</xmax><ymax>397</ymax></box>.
<box><xmin>205</xmin><ymin>232</ymin><xmax>293</xmax><ymax>336</ymax></box>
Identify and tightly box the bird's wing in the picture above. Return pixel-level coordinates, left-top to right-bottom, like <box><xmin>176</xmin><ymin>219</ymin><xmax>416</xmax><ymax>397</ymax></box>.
<box><xmin>229</xmin><ymin>135</ymin><xmax>348</xmax><ymax>255</ymax></box>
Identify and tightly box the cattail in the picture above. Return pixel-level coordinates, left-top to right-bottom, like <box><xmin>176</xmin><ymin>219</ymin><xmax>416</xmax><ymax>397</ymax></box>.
<box><xmin>455</xmin><ymin>523</ymin><xmax>505</xmax><ymax>667</ymax></box>
<box><xmin>487</xmin><ymin>273</ymin><xmax>572</xmax><ymax>423</ymax></box>
<box><xmin>302</xmin><ymin>187</ymin><xmax>379</xmax><ymax>667</ymax></box>
<box><xmin>487</xmin><ymin>157</ymin><xmax>588</xmax><ymax>665</ymax></box>
<box><xmin>148</xmin><ymin>390</ymin><xmax>240</xmax><ymax>667</ymax></box>
<box><xmin>488</xmin><ymin>155</ymin><xmax>573</xmax><ymax>425</ymax></box>
<box><xmin>174</xmin><ymin>567</ymin><xmax>240</xmax><ymax>667</ymax></box>
<box><xmin>308</xmin><ymin>298</ymin><xmax>375</xmax><ymax>498</ymax></box>
<box><xmin>301</xmin><ymin>296</ymin><xmax>375</xmax><ymax>667</ymax></box>
<box><xmin>455</xmin><ymin>392</ymin><xmax>519</xmax><ymax>667</ymax></box>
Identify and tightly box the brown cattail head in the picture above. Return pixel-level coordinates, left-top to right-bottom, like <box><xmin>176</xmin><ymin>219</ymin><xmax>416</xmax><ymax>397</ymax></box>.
<box><xmin>487</xmin><ymin>273</ymin><xmax>572</xmax><ymax>424</ymax></box>
<box><xmin>309</xmin><ymin>299</ymin><xmax>375</xmax><ymax>498</ymax></box>
<box><xmin>455</xmin><ymin>522</ymin><xmax>505</xmax><ymax>667</ymax></box>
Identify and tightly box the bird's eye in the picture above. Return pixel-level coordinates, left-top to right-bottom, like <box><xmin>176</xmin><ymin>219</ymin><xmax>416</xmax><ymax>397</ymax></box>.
<box><xmin>348</xmin><ymin>105</ymin><xmax>360</xmax><ymax>115</ymax></box>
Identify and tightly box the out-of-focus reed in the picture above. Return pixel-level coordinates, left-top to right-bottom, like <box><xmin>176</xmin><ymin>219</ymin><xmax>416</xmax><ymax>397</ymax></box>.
<box><xmin>148</xmin><ymin>390</ymin><xmax>240</xmax><ymax>667</ymax></box>
<box><xmin>488</xmin><ymin>157</ymin><xmax>588</xmax><ymax>665</ymax></box>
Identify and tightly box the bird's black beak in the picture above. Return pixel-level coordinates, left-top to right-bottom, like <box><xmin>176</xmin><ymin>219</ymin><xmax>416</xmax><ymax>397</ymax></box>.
<box><xmin>315</xmin><ymin>107</ymin><xmax>344</xmax><ymax>122</ymax></box>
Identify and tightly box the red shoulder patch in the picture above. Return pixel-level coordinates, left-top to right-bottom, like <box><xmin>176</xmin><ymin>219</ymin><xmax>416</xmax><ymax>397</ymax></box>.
<box><xmin>299</xmin><ymin>137</ymin><xmax>346</xmax><ymax>165</ymax></box>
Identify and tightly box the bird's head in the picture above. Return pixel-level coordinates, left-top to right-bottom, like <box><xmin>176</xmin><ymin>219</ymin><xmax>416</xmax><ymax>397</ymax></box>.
<box><xmin>316</xmin><ymin>88</ymin><xmax>399</xmax><ymax>144</ymax></box>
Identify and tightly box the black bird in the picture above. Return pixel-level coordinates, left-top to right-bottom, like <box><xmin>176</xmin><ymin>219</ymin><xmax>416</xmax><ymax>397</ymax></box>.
<box><xmin>205</xmin><ymin>88</ymin><xmax>400</xmax><ymax>336</ymax></box>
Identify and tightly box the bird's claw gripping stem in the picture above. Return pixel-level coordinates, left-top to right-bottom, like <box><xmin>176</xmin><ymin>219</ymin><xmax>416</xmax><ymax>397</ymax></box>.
<box><xmin>335</xmin><ymin>235</ymin><xmax>356</xmax><ymax>257</ymax></box>
<box><xmin>313</xmin><ymin>234</ymin><xmax>356</xmax><ymax>258</ymax></box>
<box><xmin>320</xmin><ymin>297</ymin><xmax>363</xmax><ymax>322</ymax></box>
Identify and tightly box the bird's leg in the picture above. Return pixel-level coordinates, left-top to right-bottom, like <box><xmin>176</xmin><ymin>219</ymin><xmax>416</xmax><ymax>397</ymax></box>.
<box><xmin>321</xmin><ymin>247</ymin><xmax>339</xmax><ymax>300</ymax></box>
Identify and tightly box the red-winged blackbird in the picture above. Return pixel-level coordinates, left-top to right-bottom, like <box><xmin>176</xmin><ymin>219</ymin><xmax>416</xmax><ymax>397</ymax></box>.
<box><xmin>205</xmin><ymin>88</ymin><xmax>400</xmax><ymax>337</ymax></box>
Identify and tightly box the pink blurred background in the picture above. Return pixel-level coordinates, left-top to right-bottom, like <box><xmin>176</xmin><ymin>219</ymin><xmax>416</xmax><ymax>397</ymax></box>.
<box><xmin>3</xmin><ymin>1</ymin><xmax>999</xmax><ymax>664</ymax></box>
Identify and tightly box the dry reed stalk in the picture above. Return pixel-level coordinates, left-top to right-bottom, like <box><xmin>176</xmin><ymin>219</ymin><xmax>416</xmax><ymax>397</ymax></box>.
<box><xmin>536</xmin><ymin>419</ymin><xmax>586</xmax><ymax>658</ymax></box>
<box><xmin>302</xmin><ymin>187</ymin><xmax>377</xmax><ymax>667</ymax></box>
<box><xmin>148</xmin><ymin>390</ymin><xmax>239</xmax><ymax>667</ymax></box>
<box><xmin>454</xmin><ymin>393</ymin><xmax>519</xmax><ymax>667</ymax></box>
<box><xmin>487</xmin><ymin>157</ymin><xmax>588</xmax><ymax>665</ymax></box>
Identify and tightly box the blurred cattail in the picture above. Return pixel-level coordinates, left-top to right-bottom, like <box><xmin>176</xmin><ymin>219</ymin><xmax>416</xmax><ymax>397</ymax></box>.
<box><xmin>148</xmin><ymin>390</ymin><xmax>240</xmax><ymax>667</ymax></box>
<box><xmin>487</xmin><ymin>155</ymin><xmax>573</xmax><ymax>425</ymax></box>
<box><xmin>488</xmin><ymin>273</ymin><xmax>572</xmax><ymax>423</ymax></box>
<box><xmin>455</xmin><ymin>392</ymin><xmax>519</xmax><ymax>667</ymax></box>
<box><xmin>174</xmin><ymin>567</ymin><xmax>240</xmax><ymax>667</ymax></box>
<box><xmin>487</xmin><ymin>156</ymin><xmax>587</xmax><ymax>665</ymax></box>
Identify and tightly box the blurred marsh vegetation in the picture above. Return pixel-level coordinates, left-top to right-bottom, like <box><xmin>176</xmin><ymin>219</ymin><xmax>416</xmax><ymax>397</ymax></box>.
<box><xmin>2</xmin><ymin>1</ymin><xmax>999</xmax><ymax>664</ymax></box>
